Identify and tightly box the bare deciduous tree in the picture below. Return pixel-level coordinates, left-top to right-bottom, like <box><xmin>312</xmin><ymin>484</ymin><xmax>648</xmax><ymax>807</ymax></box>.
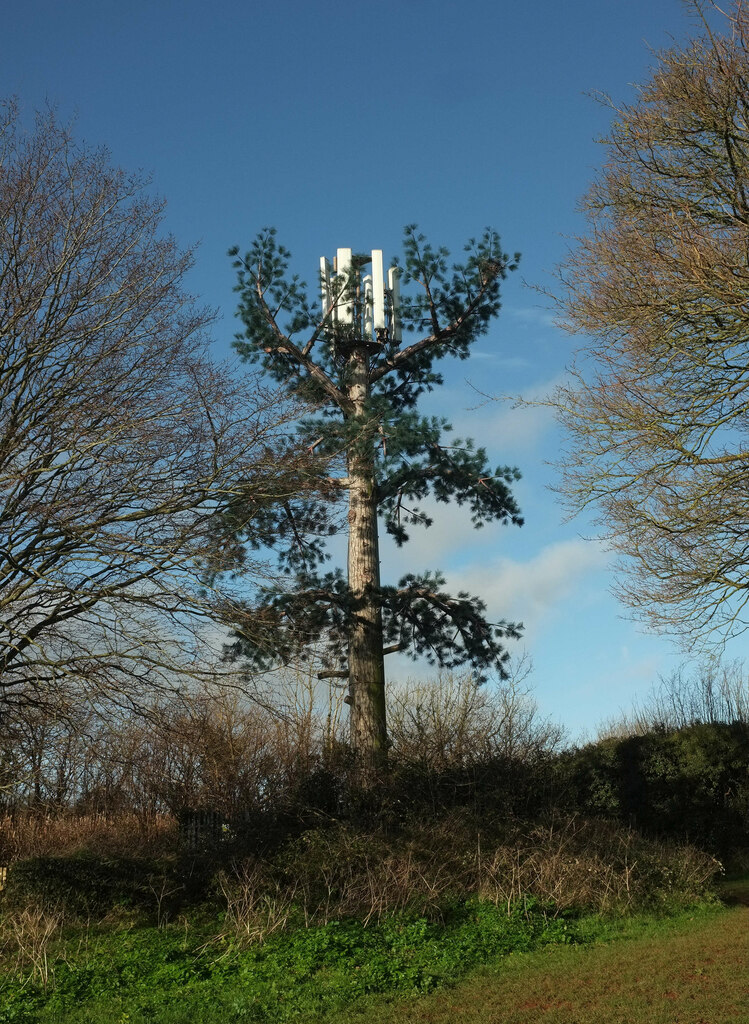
<box><xmin>553</xmin><ymin>2</ymin><xmax>749</xmax><ymax>645</ymax></box>
<box><xmin>0</xmin><ymin>99</ymin><xmax>318</xmax><ymax>719</ymax></box>
<box><xmin>598</xmin><ymin>659</ymin><xmax>749</xmax><ymax>737</ymax></box>
<box><xmin>388</xmin><ymin>662</ymin><xmax>564</xmax><ymax>768</ymax></box>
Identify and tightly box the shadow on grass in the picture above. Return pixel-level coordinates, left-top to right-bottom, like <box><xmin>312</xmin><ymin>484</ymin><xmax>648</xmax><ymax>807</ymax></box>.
<box><xmin>717</xmin><ymin>875</ymin><xmax>749</xmax><ymax>906</ymax></box>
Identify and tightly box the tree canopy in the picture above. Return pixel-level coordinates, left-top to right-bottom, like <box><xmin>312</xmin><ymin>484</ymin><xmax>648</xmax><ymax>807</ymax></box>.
<box><xmin>227</xmin><ymin>226</ymin><xmax>522</xmax><ymax>759</ymax></box>
<box><xmin>0</xmin><ymin>101</ymin><xmax>318</xmax><ymax>720</ymax></box>
<box><xmin>554</xmin><ymin>2</ymin><xmax>749</xmax><ymax>647</ymax></box>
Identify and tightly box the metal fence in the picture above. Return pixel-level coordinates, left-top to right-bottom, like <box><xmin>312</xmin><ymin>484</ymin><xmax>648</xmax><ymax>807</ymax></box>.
<box><xmin>177</xmin><ymin>808</ymin><xmax>226</xmax><ymax>852</ymax></box>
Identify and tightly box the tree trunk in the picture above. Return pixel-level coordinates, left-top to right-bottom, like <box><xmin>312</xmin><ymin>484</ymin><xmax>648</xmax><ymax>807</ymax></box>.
<box><xmin>346</xmin><ymin>343</ymin><xmax>387</xmax><ymax>771</ymax></box>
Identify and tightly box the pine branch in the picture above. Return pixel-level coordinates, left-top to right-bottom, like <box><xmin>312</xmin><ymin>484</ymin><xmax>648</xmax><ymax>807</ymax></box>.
<box><xmin>252</xmin><ymin>267</ymin><xmax>352</xmax><ymax>412</ymax></box>
<box><xmin>369</xmin><ymin>261</ymin><xmax>506</xmax><ymax>385</ymax></box>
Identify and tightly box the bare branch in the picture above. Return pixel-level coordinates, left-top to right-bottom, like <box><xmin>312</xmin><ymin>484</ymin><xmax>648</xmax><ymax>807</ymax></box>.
<box><xmin>0</xmin><ymin>102</ymin><xmax>318</xmax><ymax>717</ymax></box>
<box><xmin>553</xmin><ymin>4</ymin><xmax>749</xmax><ymax>647</ymax></box>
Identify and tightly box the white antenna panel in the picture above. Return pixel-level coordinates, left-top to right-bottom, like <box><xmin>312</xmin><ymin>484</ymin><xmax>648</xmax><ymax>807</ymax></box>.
<box><xmin>363</xmin><ymin>274</ymin><xmax>373</xmax><ymax>338</ymax></box>
<box><xmin>388</xmin><ymin>266</ymin><xmax>402</xmax><ymax>342</ymax></box>
<box><xmin>336</xmin><ymin>248</ymin><xmax>353</xmax><ymax>324</ymax></box>
<box><xmin>320</xmin><ymin>257</ymin><xmax>332</xmax><ymax>320</ymax></box>
<box><xmin>371</xmin><ymin>250</ymin><xmax>385</xmax><ymax>331</ymax></box>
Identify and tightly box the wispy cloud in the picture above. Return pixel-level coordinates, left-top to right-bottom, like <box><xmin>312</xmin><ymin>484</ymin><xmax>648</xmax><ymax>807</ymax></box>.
<box><xmin>469</xmin><ymin>351</ymin><xmax>534</xmax><ymax>369</ymax></box>
<box><xmin>445</xmin><ymin>537</ymin><xmax>610</xmax><ymax>639</ymax></box>
<box><xmin>379</xmin><ymin>498</ymin><xmax>510</xmax><ymax>579</ymax></box>
<box><xmin>448</xmin><ymin>372</ymin><xmax>568</xmax><ymax>456</ymax></box>
<box><xmin>506</xmin><ymin>305</ymin><xmax>558</xmax><ymax>330</ymax></box>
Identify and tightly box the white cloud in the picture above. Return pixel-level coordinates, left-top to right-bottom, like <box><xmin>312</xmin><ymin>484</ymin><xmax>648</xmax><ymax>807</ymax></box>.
<box><xmin>380</xmin><ymin>536</ymin><xmax>610</xmax><ymax>688</ymax></box>
<box><xmin>506</xmin><ymin>305</ymin><xmax>558</xmax><ymax>330</ymax></box>
<box><xmin>445</xmin><ymin>537</ymin><xmax>610</xmax><ymax>638</ymax></box>
<box><xmin>378</xmin><ymin>493</ymin><xmax>521</xmax><ymax>580</ymax></box>
<box><xmin>448</xmin><ymin>372</ymin><xmax>568</xmax><ymax>457</ymax></box>
<box><xmin>469</xmin><ymin>351</ymin><xmax>534</xmax><ymax>369</ymax></box>
<box><xmin>478</xmin><ymin>399</ymin><xmax>557</xmax><ymax>454</ymax></box>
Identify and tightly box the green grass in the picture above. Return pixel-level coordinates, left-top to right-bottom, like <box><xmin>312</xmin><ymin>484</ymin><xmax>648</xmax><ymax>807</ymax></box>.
<box><xmin>332</xmin><ymin>899</ymin><xmax>749</xmax><ymax>1023</ymax></box>
<box><xmin>0</xmin><ymin>895</ymin><xmax>732</xmax><ymax>1024</ymax></box>
<box><xmin>0</xmin><ymin>897</ymin><xmax>618</xmax><ymax>1024</ymax></box>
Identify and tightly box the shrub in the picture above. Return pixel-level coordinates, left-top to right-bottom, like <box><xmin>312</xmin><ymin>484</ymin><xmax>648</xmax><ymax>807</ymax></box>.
<box><xmin>561</xmin><ymin>722</ymin><xmax>749</xmax><ymax>858</ymax></box>
<box><xmin>1</xmin><ymin>855</ymin><xmax>174</xmax><ymax>920</ymax></box>
<box><xmin>217</xmin><ymin>810</ymin><xmax>719</xmax><ymax>937</ymax></box>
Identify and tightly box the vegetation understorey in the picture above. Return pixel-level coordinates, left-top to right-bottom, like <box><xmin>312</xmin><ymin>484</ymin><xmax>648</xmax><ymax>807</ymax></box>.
<box><xmin>1</xmin><ymin>670</ymin><xmax>747</xmax><ymax>1023</ymax></box>
<box><xmin>0</xmin><ymin>802</ymin><xmax>729</xmax><ymax>1024</ymax></box>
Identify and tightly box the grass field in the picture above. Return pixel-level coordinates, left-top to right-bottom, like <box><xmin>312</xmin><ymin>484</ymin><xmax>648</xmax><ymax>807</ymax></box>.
<box><xmin>1</xmin><ymin>884</ymin><xmax>747</xmax><ymax>1023</ymax></box>
<box><xmin>331</xmin><ymin>888</ymin><xmax>749</xmax><ymax>1023</ymax></box>
<box><xmin>334</xmin><ymin>901</ymin><xmax>749</xmax><ymax>1019</ymax></box>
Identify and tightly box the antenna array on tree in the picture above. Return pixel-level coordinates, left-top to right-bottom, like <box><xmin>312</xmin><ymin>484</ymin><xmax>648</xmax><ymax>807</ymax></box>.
<box><xmin>230</xmin><ymin>224</ymin><xmax>522</xmax><ymax>769</ymax></box>
<box><xmin>320</xmin><ymin>248</ymin><xmax>401</xmax><ymax>345</ymax></box>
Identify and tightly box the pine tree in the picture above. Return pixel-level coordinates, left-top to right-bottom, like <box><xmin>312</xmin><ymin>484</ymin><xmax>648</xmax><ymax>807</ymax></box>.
<box><xmin>226</xmin><ymin>225</ymin><xmax>523</xmax><ymax>766</ymax></box>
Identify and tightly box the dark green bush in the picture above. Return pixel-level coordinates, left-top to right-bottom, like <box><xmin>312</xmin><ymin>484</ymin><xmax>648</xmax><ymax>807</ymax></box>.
<box><xmin>1</xmin><ymin>854</ymin><xmax>174</xmax><ymax>919</ymax></box>
<box><xmin>560</xmin><ymin>722</ymin><xmax>749</xmax><ymax>858</ymax></box>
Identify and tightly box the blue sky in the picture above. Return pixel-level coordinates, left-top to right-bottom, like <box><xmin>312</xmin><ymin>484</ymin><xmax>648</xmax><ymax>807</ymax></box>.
<box><xmin>4</xmin><ymin>0</ymin><xmax>739</xmax><ymax>738</ymax></box>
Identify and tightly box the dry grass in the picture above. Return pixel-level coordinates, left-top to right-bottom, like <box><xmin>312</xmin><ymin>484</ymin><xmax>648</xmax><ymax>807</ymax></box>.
<box><xmin>0</xmin><ymin>902</ymin><xmax>65</xmax><ymax>991</ymax></box>
<box><xmin>214</xmin><ymin>812</ymin><xmax>719</xmax><ymax>942</ymax></box>
<box><xmin>476</xmin><ymin>817</ymin><xmax>718</xmax><ymax>914</ymax></box>
<box><xmin>0</xmin><ymin>812</ymin><xmax>177</xmax><ymax>864</ymax></box>
<box><xmin>215</xmin><ymin>861</ymin><xmax>299</xmax><ymax>945</ymax></box>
